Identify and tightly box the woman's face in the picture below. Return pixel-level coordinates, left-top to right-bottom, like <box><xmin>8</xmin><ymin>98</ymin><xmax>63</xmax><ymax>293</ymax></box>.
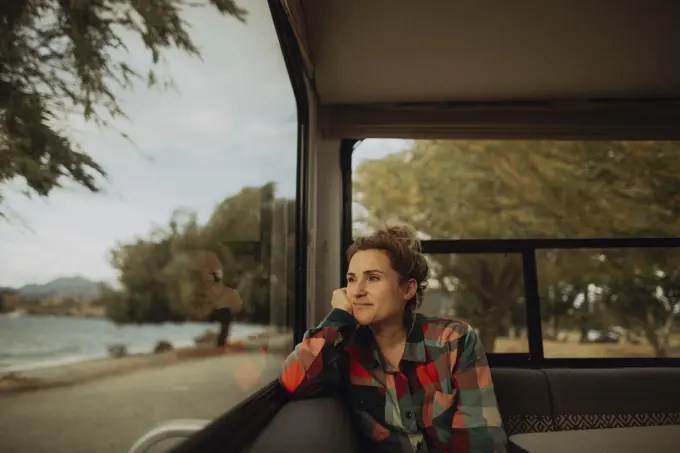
<box><xmin>346</xmin><ymin>249</ymin><xmax>416</xmax><ymax>326</ymax></box>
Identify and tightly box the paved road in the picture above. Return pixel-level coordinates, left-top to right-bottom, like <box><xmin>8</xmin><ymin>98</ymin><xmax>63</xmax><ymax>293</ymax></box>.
<box><xmin>0</xmin><ymin>352</ymin><xmax>287</xmax><ymax>453</ymax></box>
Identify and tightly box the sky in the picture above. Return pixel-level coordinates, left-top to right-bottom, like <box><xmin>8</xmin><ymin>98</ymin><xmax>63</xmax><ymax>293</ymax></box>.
<box><xmin>0</xmin><ymin>3</ymin><xmax>410</xmax><ymax>289</ymax></box>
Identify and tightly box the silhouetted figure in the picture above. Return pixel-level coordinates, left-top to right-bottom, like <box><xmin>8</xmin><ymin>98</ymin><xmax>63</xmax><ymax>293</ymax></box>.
<box><xmin>185</xmin><ymin>251</ymin><xmax>244</xmax><ymax>347</ymax></box>
<box><xmin>209</xmin><ymin>307</ymin><xmax>234</xmax><ymax>347</ymax></box>
<box><xmin>579</xmin><ymin>314</ymin><xmax>590</xmax><ymax>343</ymax></box>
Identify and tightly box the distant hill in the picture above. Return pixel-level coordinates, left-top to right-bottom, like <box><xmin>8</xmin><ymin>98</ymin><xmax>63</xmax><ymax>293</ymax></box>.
<box><xmin>16</xmin><ymin>276</ymin><xmax>102</xmax><ymax>300</ymax></box>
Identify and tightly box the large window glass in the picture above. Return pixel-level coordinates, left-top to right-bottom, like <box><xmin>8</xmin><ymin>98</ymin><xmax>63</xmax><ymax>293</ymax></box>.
<box><xmin>537</xmin><ymin>248</ymin><xmax>680</xmax><ymax>358</ymax></box>
<box><xmin>422</xmin><ymin>253</ymin><xmax>528</xmax><ymax>353</ymax></box>
<box><xmin>0</xmin><ymin>3</ymin><xmax>296</xmax><ymax>452</ymax></box>
<box><xmin>353</xmin><ymin>139</ymin><xmax>680</xmax><ymax>239</ymax></box>
<box><xmin>353</xmin><ymin>139</ymin><xmax>680</xmax><ymax>358</ymax></box>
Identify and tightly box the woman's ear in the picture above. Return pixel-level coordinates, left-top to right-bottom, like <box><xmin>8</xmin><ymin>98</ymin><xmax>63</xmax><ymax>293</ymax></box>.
<box><xmin>402</xmin><ymin>278</ymin><xmax>417</xmax><ymax>301</ymax></box>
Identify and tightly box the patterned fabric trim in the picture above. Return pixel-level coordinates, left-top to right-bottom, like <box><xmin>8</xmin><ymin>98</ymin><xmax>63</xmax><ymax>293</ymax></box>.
<box><xmin>503</xmin><ymin>415</ymin><xmax>556</xmax><ymax>435</ymax></box>
<box><xmin>555</xmin><ymin>412</ymin><xmax>680</xmax><ymax>431</ymax></box>
<box><xmin>504</xmin><ymin>412</ymin><xmax>680</xmax><ymax>435</ymax></box>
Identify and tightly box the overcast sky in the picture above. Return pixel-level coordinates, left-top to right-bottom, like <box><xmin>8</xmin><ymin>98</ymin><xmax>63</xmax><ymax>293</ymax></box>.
<box><xmin>0</xmin><ymin>3</ymin><xmax>410</xmax><ymax>288</ymax></box>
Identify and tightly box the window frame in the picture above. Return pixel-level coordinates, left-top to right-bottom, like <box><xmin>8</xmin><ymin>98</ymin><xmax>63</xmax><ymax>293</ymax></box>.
<box><xmin>269</xmin><ymin>4</ymin><xmax>311</xmax><ymax>347</ymax></box>
<box><xmin>342</xmin><ymin>138</ymin><xmax>680</xmax><ymax>368</ymax></box>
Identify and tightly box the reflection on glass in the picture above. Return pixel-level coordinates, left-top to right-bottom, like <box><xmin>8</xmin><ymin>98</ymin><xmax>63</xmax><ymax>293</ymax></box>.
<box><xmin>422</xmin><ymin>253</ymin><xmax>527</xmax><ymax>353</ymax></box>
<box><xmin>352</xmin><ymin>139</ymin><xmax>680</xmax><ymax>240</ymax></box>
<box><xmin>537</xmin><ymin>248</ymin><xmax>680</xmax><ymax>358</ymax></box>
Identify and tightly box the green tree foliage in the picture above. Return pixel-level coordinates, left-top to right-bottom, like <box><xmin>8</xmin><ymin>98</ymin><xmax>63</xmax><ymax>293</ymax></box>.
<box><xmin>354</xmin><ymin>140</ymin><xmax>680</xmax><ymax>355</ymax></box>
<box><xmin>0</xmin><ymin>0</ymin><xmax>246</xmax><ymax>214</ymax></box>
<box><xmin>596</xmin><ymin>249</ymin><xmax>680</xmax><ymax>357</ymax></box>
<box><xmin>99</xmin><ymin>183</ymin><xmax>296</xmax><ymax>327</ymax></box>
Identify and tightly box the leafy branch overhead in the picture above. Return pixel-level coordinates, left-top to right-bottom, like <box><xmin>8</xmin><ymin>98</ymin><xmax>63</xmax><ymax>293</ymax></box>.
<box><xmin>0</xmin><ymin>0</ymin><xmax>247</xmax><ymax>211</ymax></box>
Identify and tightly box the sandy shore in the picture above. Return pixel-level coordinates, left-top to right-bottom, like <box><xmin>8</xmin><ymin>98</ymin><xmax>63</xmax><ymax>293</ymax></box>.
<box><xmin>0</xmin><ymin>329</ymin><xmax>293</xmax><ymax>395</ymax></box>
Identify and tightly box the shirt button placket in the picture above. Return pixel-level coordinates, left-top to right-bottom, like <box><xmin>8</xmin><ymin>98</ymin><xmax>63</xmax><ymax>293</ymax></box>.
<box><xmin>403</xmin><ymin>402</ymin><xmax>418</xmax><ymax>431</ymax></box>
<box><xmin>396</xmin><ymin>371</ymin><xmax>418</xmax><ymax>432</ymax></box>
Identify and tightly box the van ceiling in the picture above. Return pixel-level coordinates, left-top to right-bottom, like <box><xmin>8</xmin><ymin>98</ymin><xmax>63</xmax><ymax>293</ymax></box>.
<box><xmin>283</xmin><ymin>1</ymin><xmax>680</xmax><ymax>105</ymax></box>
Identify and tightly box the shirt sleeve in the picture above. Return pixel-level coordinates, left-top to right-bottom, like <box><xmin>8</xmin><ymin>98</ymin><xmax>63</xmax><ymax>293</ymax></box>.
<box><xmin>279</xmin><ymin>308</ymin><xmax>355</xmax><ymax>397</ymax></box>
<box><xmin>449</xmin><ymin>326</ymin><xmax>508</xmax><ymax>453</ymax></box>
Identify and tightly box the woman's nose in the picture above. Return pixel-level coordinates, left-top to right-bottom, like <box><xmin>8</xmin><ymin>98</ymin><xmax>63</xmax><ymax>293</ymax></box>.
<box><xmin>349</xmin><ymin>281</ymin><xmax>367</xmax><ymax>297</ymax></box>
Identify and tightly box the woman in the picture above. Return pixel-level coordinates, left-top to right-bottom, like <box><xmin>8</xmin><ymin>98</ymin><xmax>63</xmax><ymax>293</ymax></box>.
<box><xmin>280</xmin><ymin>225</ymin><xmax>507</xmax><ymax>453</ymax></box>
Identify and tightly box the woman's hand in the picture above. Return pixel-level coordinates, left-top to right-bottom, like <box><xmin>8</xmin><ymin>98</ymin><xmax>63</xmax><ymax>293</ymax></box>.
<box><xmin>331</xmin><ymin>288</ymin><xmax>353</xmax><ymax>314</ymax></box>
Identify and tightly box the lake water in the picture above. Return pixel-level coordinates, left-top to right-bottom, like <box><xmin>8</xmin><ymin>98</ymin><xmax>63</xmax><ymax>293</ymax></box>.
<box><xmin>0</xmin><ymin>314</ymin><xmax>268</xmax><ymax>373</ymax></box>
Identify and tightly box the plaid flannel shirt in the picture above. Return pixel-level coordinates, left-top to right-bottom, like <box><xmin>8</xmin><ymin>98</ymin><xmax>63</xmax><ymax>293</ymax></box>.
<box><xmin>280</xmin><ymin>309</ymin><xmax>507</xmax><ymax>453</ymax></box>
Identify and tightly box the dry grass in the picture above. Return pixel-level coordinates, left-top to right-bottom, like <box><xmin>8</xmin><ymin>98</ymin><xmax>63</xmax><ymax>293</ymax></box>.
<box><xmin>493</xmin><ymin>334</ymin><xmax>680</xmax><ymax>358</ymax></box>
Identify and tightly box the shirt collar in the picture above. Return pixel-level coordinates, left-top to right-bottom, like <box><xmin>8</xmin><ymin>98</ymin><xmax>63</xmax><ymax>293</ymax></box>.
<box><xmin>352</xmin><ymin>313</ymin><xmax>428</xmax><ymax>370</ymax></box>
<box><xmin>402</xmin><ymin>313</ymin><xmax>428</xmax><ymax>363</ymax></box>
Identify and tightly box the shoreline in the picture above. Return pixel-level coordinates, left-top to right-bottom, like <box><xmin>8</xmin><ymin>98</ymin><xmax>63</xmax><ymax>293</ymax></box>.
<box><xmin>0</xmin><ymin>315</ymin><xmax>274</xmax><ymax>373</ymax></box>
<box><xmin>0</xmin><ymin>328</ymin><xmax>292</xmax><ymax>396</ymax></box>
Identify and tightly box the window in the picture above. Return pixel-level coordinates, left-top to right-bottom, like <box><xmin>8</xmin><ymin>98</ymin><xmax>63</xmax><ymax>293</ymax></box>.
<box><xmin>422</xmin><ymin>253</ymin><xmax>528</xmax><ymax>353</ymax></box>
<box><xmin>0</xmin><ymin>3</ymin><xmax>297</xmax><ymax>453</ymax></box>
<box><xmin>352</xmin><ymin>138</ymin><xmax>680</xmax><ymax>361</ymax></box>
<box><xmin>352</xmin><ymin>139</ymin><xmax>680</xmax><ymax>240</ymax></box>
<box><xmin>537</xmin><ymin>247</ymin><xmax>680</xmax><ymax>358</ymax></box>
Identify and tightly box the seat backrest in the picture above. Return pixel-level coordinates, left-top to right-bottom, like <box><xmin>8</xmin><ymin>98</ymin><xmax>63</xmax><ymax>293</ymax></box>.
<box><xmin>491</xmin><ymin>368</ymin><xmax>556</xmax><ymax>436</ymax></box>
<box><xmin>492</xmin><ymin>366</ymin><xmax>680</xmax><ymax>437</ymax></box>
<box><xmin>543</xmin><ymin>368</ymin><xmax>680</xmax><ymax>431</ymax></box>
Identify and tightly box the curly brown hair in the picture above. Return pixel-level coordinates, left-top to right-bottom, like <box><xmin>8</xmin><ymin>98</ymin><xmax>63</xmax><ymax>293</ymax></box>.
<box><xmin>346</xmin><ymin>224</ymin><xmax>430</xmax><ymax>311</ymax></box>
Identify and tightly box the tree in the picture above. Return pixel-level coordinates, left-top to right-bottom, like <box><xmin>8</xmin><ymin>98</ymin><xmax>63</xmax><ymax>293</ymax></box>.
<box><xmin>597</xmin><ymin>249</ymin><xmax>680</xmax><ymax>357</ymax></box>
<box><xmin>101</xmin><ymin>183</ymin><xmax>296</xmax><ymax>327</ymax></box>
<box><xmin>536</xmin><ymin>249</ymin><xmax>603</xmax><ymax>342</ymax></box>
<box><xmin>0</xmin><ymin>0</ymin><xmax>247</xmax><ymax>215</ymax></box>
<box><xmin>105</xmin><ymin>232</ymin><xmax>182</xmax><ymax>324</ymax></box>
<box><xmin>354</xmin><ymin>139</ymin><xmax>680</xmax><ymax>353</ymax></box>
<box><xmin>354</xmin><ymin>140</ymin><xmax>586</xmax><ymax>350</ymax></box>
<box><xmin>435</xmin><ymin>253</ymin><xmax>524</xmax><ymax>348</ymax></box>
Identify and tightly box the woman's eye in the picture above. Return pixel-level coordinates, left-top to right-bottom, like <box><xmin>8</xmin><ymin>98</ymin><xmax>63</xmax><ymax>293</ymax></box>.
<box><xmin>369</xmin><ymin>275</ymin><xmax>379</xmax><ymax>281</ymax></box>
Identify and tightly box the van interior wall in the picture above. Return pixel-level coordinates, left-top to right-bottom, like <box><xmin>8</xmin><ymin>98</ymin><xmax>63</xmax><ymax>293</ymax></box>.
<box><xmin>305</xmin><ymin>80</ymin><xmax>342</xmax><ymax>327</ymax></box>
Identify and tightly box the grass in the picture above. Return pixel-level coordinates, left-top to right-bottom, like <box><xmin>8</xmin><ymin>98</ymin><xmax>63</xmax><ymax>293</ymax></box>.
<box><xmin>492</xmin><ymin>333</ymin><xmax>680</xmax><ymax>358</ymax></box>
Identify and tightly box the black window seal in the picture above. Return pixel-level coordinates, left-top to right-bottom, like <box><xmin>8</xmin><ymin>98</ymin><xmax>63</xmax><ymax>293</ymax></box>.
<box><xmin>267</xmin><ymin>0</ymin><xmax>311</xmax><ymax>345</ymax></box>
